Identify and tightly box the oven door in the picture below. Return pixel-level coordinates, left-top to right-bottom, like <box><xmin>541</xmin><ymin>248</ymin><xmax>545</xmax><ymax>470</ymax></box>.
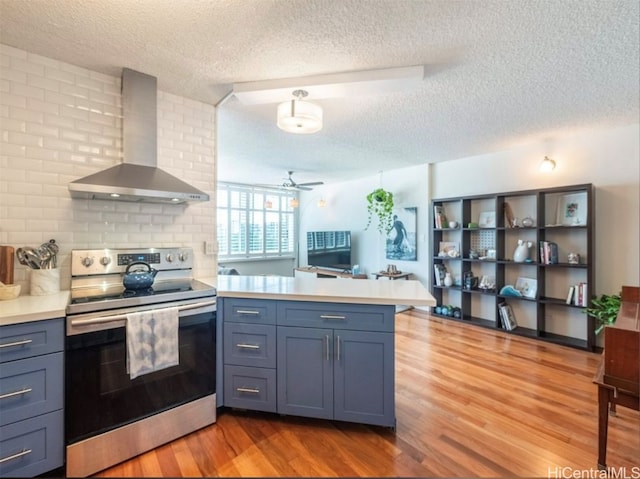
<box><xmin>65</xmin><ymin>300</ymin><xmax>216</xmax><ymax>445</ymax></box>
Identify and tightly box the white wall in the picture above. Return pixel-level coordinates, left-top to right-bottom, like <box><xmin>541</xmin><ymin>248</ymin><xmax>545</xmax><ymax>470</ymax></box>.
<box><xmin>298</xmin><ymin>164</ymin><xmax>431</xmax><ymax>284</ymax></box>
<box><xmin>298</xmin><ymin>123</ymin><xmax>639</xmax><ymax>303</ymax></box>
<box><xmin>431</xmin><ymin>123</ymin><xmax>640</xmax><ymax>295</ymax></box>
<box><xmin>0</xmin><ymin>45</ymin><xmax>217</xmax><ymax>292</ymax></box>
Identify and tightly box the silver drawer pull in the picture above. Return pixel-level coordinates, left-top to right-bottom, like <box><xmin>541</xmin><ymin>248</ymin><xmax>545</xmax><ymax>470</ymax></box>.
<box><xmin>0</xmin><ymin>387</ymin><xmax>33</xmax><ymax>400</ymax></box>
<box><xmin>0</xmin><ymin>448</ymin><xmax>32</xmax><ymax>464</ymax></box>
<box><xmin>236</xmin><ymin>343</ymin><xmax>260</xmax><ymax>350</ymax></box>
<box><xmin>236</xmin><ymin>387</ymin><xmax>260</xmax><ymax>394</ymax></box>
<box><xmin>236</xmin><ymin>310</ymin><xmax>260</xmax><ymax>315</ymax></box>
<box><xmin>0</xmin><ymin>339</ymin><xmax>33</xmax><ymax>349</ymax></box>
<box><xmin>320</xmin><ymin>314</ymin><xmax>346</xmax><ymax>320</ymax></box>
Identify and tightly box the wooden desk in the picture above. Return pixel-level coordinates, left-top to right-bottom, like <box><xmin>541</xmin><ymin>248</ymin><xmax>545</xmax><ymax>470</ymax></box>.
<box><xmin>593</xmin><ymin>286</ymin><xmax>639</xmax><ymax>469</ymax></box>
<box><xmin>374</xmin><ymin>272</ymin><xmax>411</xmax><ymax>280</ymax></box>
<box><xmin>294</xmin><ymin>267</ymin><xmax>367</xmax><ymax>279</ymax></box>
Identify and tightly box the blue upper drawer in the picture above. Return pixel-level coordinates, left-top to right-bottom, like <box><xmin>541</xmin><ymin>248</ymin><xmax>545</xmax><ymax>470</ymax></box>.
<box><xmin>224</xmin><ymin>322</ymin><xmax>276</xmax><ymax>368</ymax></box>
<box><xmin>277</xmin><ymin>301</ymin><xmax>395</xmax><ymax>332</ymax></box>
<box><xmin>0</xmin><ymin>352</ymin><xmax>63</xmax><ymax>427</ymax></box>
<box><xmin>0</xmin><ymin>319</ymin><xmax>64</xmax><ymax>363</ymax></box>
<box><xmin>223</xmin><ymin>298</ymin><xmax>277</xmax><ymax>325</ymax></box>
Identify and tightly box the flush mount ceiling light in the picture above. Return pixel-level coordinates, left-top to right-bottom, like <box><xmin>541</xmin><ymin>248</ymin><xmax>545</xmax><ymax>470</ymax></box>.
<box><xmin>277</xmin><ymin>90</ymin><xmax>322</xmax><ymax>134</ymax></box>
<box><xmin>539</xmin><ymin>156</ymin><xmax>556</xmax><ymax>172</ymax></box>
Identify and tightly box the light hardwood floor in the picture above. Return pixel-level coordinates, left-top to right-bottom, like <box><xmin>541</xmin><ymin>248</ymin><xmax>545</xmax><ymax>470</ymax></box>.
<box><xmin>96</xmin><ymin>310</ymin><xmax>639</xmax><ymax>477</ymax></box>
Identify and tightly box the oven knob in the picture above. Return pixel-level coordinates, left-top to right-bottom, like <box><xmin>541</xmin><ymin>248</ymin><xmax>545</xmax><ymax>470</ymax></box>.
<box><xmin>81</xmin><ymin>256</ymin><xmax>94</xmax><ymax>267</ymax></box>
<box><xmin>100</xmin><ymin>257</ymin><xmax>111</xmax><ymax>266</ymax></box>
<box><xmin>179</xmin><ymin>252</ymin><xmax>189</xmax><ymax>262</ymax></box>
<box><xmin>166</xmin><ymin>254</ymin><xmax>175</xmax><ymax>263</ymax></box>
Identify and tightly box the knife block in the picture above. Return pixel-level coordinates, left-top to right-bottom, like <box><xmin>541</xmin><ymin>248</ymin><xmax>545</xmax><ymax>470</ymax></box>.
<box><xmin>30</xmin><ymin>268</ymin><xmax>60</xmax><ymax>295</ymax></box>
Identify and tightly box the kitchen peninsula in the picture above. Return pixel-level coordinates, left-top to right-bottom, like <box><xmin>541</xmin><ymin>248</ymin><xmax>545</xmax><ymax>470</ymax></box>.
<box><xmin>214</xmin><ymin>275</ymin><xmax>435</xmax><ymax>428</ymax></box>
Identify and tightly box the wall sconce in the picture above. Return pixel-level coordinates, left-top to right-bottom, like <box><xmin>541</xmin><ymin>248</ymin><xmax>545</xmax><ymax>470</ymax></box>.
<box><xmin>539</xmin><ymin>156</ymin><xmax>556</xmax><ymax>172</ymax></box>
<box><xmin>317</xmin><ymin>198</ymin><xmax>327</xmax><ymax>208</ymax></box>
<box><xmin>264</xmin><ymin>200</ymin><xmax>273</xmax><ymax>209</ymax></box>
<box><xmin>289</xmin><ymin>198</ymin><xmax>299</xmax><ymax>208</ymax></box>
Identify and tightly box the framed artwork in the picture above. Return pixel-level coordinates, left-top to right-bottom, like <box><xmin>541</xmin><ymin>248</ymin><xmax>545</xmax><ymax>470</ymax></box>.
<box><xmin>556</xmin><ymin>192</ymin><xmax>587</xmax><ymax>226</ymax></box>
<box><xmin>386</xmin><ymin>207</ymin><xmax>417</xmax><ymax>261</ymax></box>
<box><xmin>515</xmin><ymin>277</ymin><xmax>537</xmax><ymax>299</ymax></box>
<box><xmin>478</xmin><ymin>211</ymin><xmax>496</xmax><ymax>228</ymax></box>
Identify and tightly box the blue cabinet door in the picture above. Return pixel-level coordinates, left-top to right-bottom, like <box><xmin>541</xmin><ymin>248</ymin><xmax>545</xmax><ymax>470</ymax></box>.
<box><xmin>333</xmin><ymin>330</ymin><xmax>395</xmax><ymax>427</ymax></box>
<box><xmin>277</xmin><ymin>326</ymin><xmax>333</xmax><ymax>419</ymax></box>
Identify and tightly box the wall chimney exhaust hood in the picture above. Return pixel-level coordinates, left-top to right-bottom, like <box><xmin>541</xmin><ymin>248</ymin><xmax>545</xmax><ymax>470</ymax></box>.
<box><xmin>68</xmin><ymin>68</ymin><xmax>210</xmax><ymax>204</ymax></box>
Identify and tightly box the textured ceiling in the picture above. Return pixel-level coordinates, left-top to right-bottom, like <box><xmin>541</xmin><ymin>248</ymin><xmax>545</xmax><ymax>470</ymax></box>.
<box><xmin>1</xmin><ymin>0</ymin><xmax>638</xmax><ymax>186</ymax></box>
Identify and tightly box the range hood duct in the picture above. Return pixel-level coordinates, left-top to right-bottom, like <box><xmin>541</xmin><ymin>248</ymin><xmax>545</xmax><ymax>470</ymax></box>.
<box><xmin>68</xmin><ymin>68</ymin><xmax>209</xmax><ymax>204</ymax></box>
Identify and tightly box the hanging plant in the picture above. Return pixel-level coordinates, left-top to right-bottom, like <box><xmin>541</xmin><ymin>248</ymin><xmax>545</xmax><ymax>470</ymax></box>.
<box><xmin>365</xmin><ymin>188</ymin><xmax>394</xmax><ymax>234</ymax></box>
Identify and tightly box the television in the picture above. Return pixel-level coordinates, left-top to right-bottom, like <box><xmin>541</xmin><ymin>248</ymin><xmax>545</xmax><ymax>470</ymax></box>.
<box><xmin>306</xmin><ymin>230</ymin><xmax>352</xmax><ymax>272</ymax></box>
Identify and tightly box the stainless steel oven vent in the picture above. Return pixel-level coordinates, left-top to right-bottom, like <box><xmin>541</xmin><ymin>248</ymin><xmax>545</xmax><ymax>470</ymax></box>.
<box><xmin>68</xmin><ymin>68</ymin><xmax>209</xmax><ymax>204</ymax></box>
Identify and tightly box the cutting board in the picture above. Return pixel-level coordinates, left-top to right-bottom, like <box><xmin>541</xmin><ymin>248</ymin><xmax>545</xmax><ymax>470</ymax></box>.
<box><xmin>0</xmin><ymin>245</ymin><xmax>15</xmax><ymax>284</ymax></box>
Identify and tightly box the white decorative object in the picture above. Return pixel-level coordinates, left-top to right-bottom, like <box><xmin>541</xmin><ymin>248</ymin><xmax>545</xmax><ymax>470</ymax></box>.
<box><xmin>444</xmin><ymin>273</ymin><xmax>453</xmax><ymax>287</ymax></box>
<box><xmin>30</xmin><ymin>268</ymin><xmax>60</xmax><ymax>295</ymax></box>
<box><xmin>513</xmin><ymin>240</ymin><xmax>532</xmax><ymax>263</ymax></box>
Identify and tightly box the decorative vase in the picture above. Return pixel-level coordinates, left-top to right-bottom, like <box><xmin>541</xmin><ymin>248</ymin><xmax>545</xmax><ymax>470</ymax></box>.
<box><xmin>444</xmin><ymin>272</ymin><xmax>453</xmax><ymax>287</ymax></box>
<box><xmin>513</xmin><ymin>239</ymin><xmax>532</xmax><ymax>263</ymax></box>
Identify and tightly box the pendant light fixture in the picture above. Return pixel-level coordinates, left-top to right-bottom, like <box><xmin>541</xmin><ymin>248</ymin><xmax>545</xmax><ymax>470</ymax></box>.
<box><xmin>277</xmin><ymin>89</ymin><xmax>323</xmax><ymax>134</ymax></box>
<box><xmin>539</xmin><ymin>156</ymin><xmax>556</xmax><ymax>172</ymax></box>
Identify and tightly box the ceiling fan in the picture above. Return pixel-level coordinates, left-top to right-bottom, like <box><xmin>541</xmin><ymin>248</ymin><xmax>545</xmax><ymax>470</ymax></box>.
<box><xmin>260</xmin><ymin>171</ymin><xmax>324</xmax><ymax>191</ymax></box>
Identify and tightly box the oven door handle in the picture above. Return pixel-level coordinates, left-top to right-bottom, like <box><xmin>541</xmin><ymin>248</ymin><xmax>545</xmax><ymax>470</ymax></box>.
<box><xmin>69</xmin><ymin>299</ymin><xmax>217</xmax><ymax>327</ymax></box>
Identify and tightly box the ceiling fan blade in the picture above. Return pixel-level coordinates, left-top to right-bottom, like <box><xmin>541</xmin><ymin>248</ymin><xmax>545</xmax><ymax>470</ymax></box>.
<box><xmin>295</xmin><ymin>185</ymin><xmax>313</xmax><ymax>191</ymax></box>
<box><xmin>297</xmin><ymin>181</ymin><xmax>324</xmax><ymax>187</ymax></box>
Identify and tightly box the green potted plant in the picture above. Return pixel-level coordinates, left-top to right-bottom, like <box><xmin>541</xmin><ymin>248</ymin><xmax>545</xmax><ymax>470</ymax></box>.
<box><xmin>365</xmin><ymin>188</ymin><xmax>394</xmax><ymax>234</ymax></box>
<box><xmin>584</xmin><ymin>292</ymin><xmax>622</xmax><ymax>335</ymax></box>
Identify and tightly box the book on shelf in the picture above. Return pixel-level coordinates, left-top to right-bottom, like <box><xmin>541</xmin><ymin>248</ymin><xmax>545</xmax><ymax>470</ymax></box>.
<box><xmin>498</xmin><ymin>302</ymin><xmax>517</xmax><ymax>331</ymax></box>
<box><xmin>568</xmin><ymin>282</ymin><xmax>588</xmax><ymax>306</ymax></box>
<box><xmin>566</xmin><ymin>286</ymin><xmax>575</xmax><ymax>304</ymax></box>
<box><xmin>538</xmin><ymin>241</ymin><xmax>558</xmax><ymax>264</ymax></box>
<box><xmin>433</xmin><ymin>264</ymin><xmax>447</xmax><ymax>286</ymax></box>
<box><xmin>433</xmin><ymin>205</ymin><xmax>448</xmax><ymax>229</ymax></box>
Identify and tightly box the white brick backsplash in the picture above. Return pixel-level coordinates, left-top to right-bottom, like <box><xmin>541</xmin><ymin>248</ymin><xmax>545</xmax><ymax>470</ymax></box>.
<box><xmin>2</xmin><ymin>117</ymin><xmax>27</xmax><ymax>132</ymax></box>
<box><xmin>9</xmin><ymin>106</ymin><xmax>43</xmax><ymax>123</ymax></box>
<box><xmin>0</xmin><ymin>44</ymin><xmax>217</xmax><ymax>289</ymax></box>
<box><xmin>3</xmin><ymin>94</ymin><xmax>27</xmax><ymax>108</ymax></box>
<box><xmin>26</xmin><ymin>122</ymin><xmax>59</xmax><ymax>137</ymax></box>
<box><xmin>44</xmin><ymin>67</ymin><xmax>75</xmax><ymax>85</ymax></box>
<box><xmin>27</xmin><ymin>73</ymin><xmax>61</xmax><ymax>92</ymax></box>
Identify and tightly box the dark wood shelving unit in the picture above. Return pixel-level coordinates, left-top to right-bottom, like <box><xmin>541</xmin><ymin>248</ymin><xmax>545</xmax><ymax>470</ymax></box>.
<box><xmin>430</xmin><ymin>184</ymin><xmax>595</xmax><ymax>351</ymax></box>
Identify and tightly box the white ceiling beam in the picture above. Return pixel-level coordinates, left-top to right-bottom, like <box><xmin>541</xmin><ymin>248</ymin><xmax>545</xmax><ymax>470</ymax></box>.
<box><xmin>232</xmin><ymin>66</ymin><xmax>425</xmax><ymax>105</ymax></box>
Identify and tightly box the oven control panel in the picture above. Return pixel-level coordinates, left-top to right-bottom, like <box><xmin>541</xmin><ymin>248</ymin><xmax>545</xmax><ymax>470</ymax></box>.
<box><xmin>117</xmin><ymin>252</ymin><xmax>161</xmax><ymax>266</ymax></box>
<box><xmin>71</xmin><ymin>248</ymin><xmax>193</xmax><ymax>276</ymax></box>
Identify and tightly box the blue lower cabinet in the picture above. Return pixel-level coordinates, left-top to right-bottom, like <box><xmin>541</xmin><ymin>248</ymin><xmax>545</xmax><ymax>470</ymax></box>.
<box><xmin>277</xmin><ymin>325</ymin><xmax>395</xmax><ymax>427</ymax></box>
<box><xmin>0</xmin><ymin>410</ymin><xmax>64</xmax><ymax>478</ymax></box>
<box><xmin>224</xmin><ymin>365</ymin><xmax>277</xmax><ymax>412</ymax></box>
<box><xmin>221</xmin><ymin>299</ymin><xmax>396</xmax><ymax>428</ymax></box>
<box><xmin>276</xmin><ymin>326</ymin><xmax>334</xmax><ymax>420</ymax></box>
<box><xmin>333</xmin><ymin>330</ymin><xmax>394</xmax><ymax>426</ymax></box>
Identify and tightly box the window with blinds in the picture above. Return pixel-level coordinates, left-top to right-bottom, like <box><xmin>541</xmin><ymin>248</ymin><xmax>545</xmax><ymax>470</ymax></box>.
<box><xmin>217</xmin><ymin>183</ymin><xmax>296</xmax><ymax>260</ymax></box>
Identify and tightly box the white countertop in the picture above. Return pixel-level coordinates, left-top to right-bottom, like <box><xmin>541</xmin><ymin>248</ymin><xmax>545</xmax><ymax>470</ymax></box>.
<box><xmin>210</xmin><ymin>275</ymin><xmax>436</xmax><ymax>307</ymax></box>
<box><xmin>0</xmin><ymin>291</ymin><xmax>70</xmax><ymax>326</ymax></box>
<box><xmin>0</xmin><ymin>275</ymin><xmax>436</xmax><ymax>327</ymax></box>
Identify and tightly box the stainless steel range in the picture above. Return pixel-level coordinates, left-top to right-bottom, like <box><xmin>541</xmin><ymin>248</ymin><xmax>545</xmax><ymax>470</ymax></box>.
<box><xmin>65</xmin><ymin>247</ymin><xmax>216</xmax><ymax>477</ymax></box>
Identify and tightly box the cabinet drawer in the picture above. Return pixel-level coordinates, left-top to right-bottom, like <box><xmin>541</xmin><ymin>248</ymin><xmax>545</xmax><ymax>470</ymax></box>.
<box><xmin>223</xmin><ymin>298</ymin><xmax>276</xmax><ymax>325</ymax></box>
<box><xmin>0</xmin><ymin>352</ymin><xmax>63</xmax><ymax>427</ymax></box>
<box><xmin>0</xmin><ymin>319</ymin><xmax>64</xmax><ymax>363</ymax></box>
<box><xmin>0</xmin><ymin>409</ymin><xmax>63</xmax><ymax>478</ymax></box>
<box><xmin>277</xmin><ymin>301</ymin><xmax>394</xmax><ymax>332</ymax></box>
<box><xmin>224</xmin><ymin>323</ymin><xmax>276</xmax><ymax>368</ymax></box>
<box><xmin>224</xmin><ymin>365</ymin><xmax>276</xmax><ymax>413</ymax></box>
